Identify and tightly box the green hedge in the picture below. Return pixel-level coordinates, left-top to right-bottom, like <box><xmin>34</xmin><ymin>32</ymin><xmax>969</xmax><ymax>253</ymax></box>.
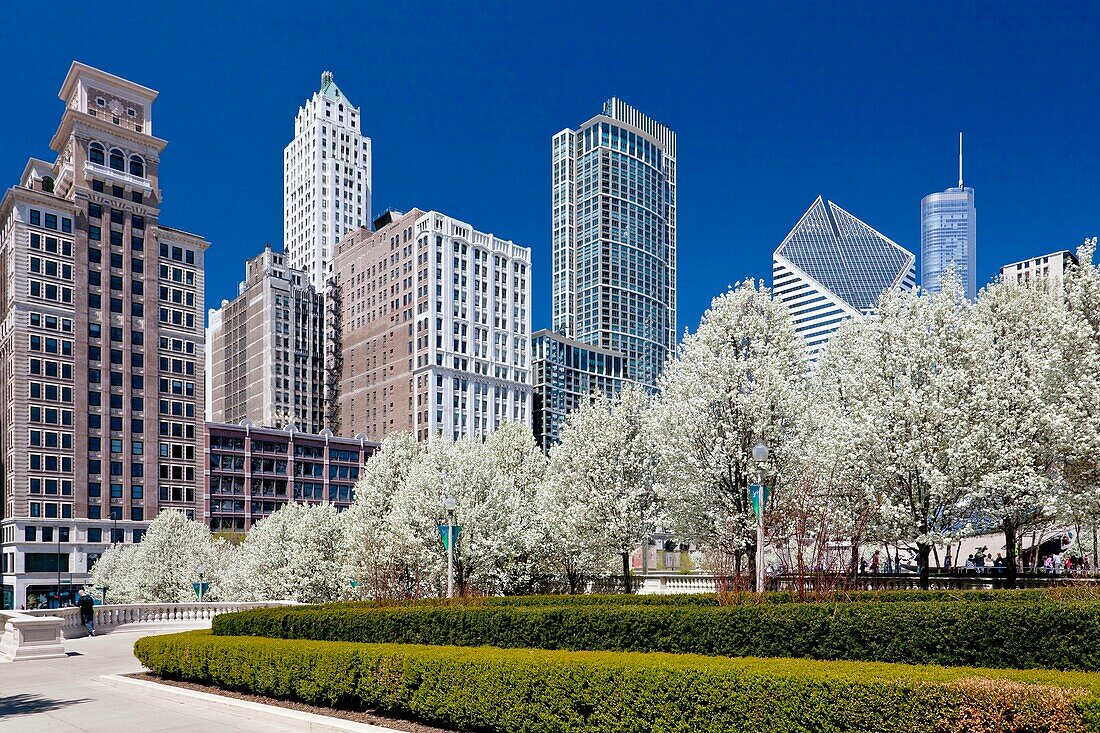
<box><xmin>136</xmin><ymin>630</ymin><xmax>1100</xmax><ymax>733</ymax></box>
<box><xmin>328</xmin><ymin>588</ymin><xmax>1076</xmax><ymax>608</ymax></box>
<box><xmin>212</xmin><ymin>599</ymin><xmax>1100</xmax><ymax>671</ymax></box>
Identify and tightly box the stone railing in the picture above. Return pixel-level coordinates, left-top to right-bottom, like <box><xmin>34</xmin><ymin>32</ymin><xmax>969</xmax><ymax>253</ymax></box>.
<box><xmin>637</xmin><ymin>573</ymin><xmax>718</xmax><ymax>595</ymax></box>
<box><xmin>18</xmin><ymin>601</ymin><xmax>299</xmax><ymax>641</ymax></box>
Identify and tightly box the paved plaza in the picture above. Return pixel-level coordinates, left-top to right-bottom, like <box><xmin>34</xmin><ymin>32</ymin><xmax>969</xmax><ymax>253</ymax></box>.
<box><xmin>0</xmin><ymin>623</ymin><xmax>367</xmax><ymax>733</ymax></box>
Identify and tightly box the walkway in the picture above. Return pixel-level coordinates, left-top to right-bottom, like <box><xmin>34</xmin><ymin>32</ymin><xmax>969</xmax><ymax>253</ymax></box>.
<box><xmin>0</xmin><ymin>623</ymin><xmax>309</xmax><ymax>732</ymax></box>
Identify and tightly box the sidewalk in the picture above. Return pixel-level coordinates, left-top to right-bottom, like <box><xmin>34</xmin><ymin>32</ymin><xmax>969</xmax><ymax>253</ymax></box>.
<box><xmin>0</xmin><ymin>623</ymin><xmax>310</xmax><ymax>732</ymax></box>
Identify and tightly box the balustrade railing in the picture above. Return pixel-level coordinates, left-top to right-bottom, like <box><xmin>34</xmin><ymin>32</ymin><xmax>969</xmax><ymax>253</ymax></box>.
<box><xmin>18</xmin><ymin>601</ymin><xmax>298</xmax><ymax>640</ymax></box>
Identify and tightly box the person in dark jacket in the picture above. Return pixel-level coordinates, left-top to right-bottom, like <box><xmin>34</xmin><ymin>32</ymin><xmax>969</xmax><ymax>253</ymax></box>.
<box><xmin>77</xmin><ymin>589</ymin><xmax>96</xmax><ymax>636</ymax></box>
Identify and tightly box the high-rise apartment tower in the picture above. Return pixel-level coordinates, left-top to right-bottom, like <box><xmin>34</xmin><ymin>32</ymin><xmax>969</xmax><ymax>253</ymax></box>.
<box><xmin>551</xmin><ymin>99</ymin><xmax>676</xmax><ymax>391</ymax></box>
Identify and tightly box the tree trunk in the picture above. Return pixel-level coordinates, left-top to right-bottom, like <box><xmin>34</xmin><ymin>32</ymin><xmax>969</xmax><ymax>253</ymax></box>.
<box><xmin>621</xmin><ymin>552</ymin><xmax>631</xmax><ymax>594</ymax></box>
<box><xmin>848</xmin><ymin>538</ymin><xmax>860</xmax><ymax>577</ymax></box>
<box><xmin>1093</xmin><ymin>520</ymin><xmax>1098</xmax><ymax>573</ymax></box>
<box><xmin>917</xmin><ymin>543</ymin><xmax>932</xmax><ymax>590</ymax></box>
<box><xmin>1003</xmin><ymin>522</ymin><xmax>1019</xmax><ymax>590</ymax></box>
<box><xmin>567</xmin><ymin>569</ymin><xmax>579</xmax><ymax>595</ymax></box>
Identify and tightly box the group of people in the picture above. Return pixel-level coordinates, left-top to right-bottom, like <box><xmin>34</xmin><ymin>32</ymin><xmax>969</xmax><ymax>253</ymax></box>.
<box><xmin>1040</xmin><ymin>553</ymin><xmax>1090</xmax><ymax>575</ymax></box>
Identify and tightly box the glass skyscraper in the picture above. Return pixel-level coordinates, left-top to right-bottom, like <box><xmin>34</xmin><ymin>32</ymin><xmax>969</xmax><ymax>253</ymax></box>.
<box><xmin>921</xmin><ymin>136</ymin><xmax>976</xmax><ymax>299</ymax></box>
<box><xmin>773</xmin><ymin>197</ymin><xmax>916</xmax><ymax>360</ymax></box>
<box><xmin>551</xmin><ymin>98</ymin><xmax>676</xmax><ymax>391</ymax></box>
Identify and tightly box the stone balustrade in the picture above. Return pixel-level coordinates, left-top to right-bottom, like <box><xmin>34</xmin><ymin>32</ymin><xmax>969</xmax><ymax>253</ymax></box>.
<box><xmin>637</xmin><ymin>573</ymin><xmax>718</xmax><ymax>595</ymax></box>
<box><xmin>1</xmin><ymin>601</ymin><xmax>297</xmax><ymax>661</ymax></box>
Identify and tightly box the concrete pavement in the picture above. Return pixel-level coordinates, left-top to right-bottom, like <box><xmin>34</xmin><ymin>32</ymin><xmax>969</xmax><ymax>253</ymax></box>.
<box><xmin>0</xmin><ymin>623</ymin><xmax>373</xmax><ymax>732</ymax></box>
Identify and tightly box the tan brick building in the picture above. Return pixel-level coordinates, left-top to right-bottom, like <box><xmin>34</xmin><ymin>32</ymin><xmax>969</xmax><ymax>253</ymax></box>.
<box><xmin>327</xmin><ymin>209</ymin><xmax>532</xmax><ymax>442</ymax></box>
<box><xmin>0</xmin><ymin>62</ymin><xmax>207</xmax><ymax>610</ymax></box>
<box><xmin>207</xmin><ymin>246</ymin><xmax>325</xmax><ymax>433</ymax></box>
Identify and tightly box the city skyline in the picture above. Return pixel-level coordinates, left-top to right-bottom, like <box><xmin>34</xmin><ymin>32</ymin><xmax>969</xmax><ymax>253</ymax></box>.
<box><xmin>1</xmin><ymin>3</ymin><xmax>1096</xmax><ymax>344</ymax></box>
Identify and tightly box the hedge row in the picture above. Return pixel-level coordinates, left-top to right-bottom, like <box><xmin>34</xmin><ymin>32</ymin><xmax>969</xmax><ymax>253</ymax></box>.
<box><xmin>136</xmin><ymin>630</ymin><xmax>1100</xmax><ymax>733</ymax></box>
<box><xmin>327</xmin><ymin>587</ymin><xmax>1079</xmax><ymax>608</ymax></box>
<box><xmin>212</xmin><ymin>600</ymin><xmax>1100</xmax><ymax>671</ymax></box>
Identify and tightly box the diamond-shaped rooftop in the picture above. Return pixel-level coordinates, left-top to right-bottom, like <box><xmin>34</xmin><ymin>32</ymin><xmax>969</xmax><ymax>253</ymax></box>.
<box><xmin>776</xmin><ymin>197</ymin><xmax>914</xmax><ymax>312</ymax></box>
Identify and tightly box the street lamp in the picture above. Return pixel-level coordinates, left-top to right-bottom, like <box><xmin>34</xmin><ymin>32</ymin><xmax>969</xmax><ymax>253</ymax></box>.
<box><xmin>752</xmin><ymin>440</ymin><xmax>769</xmax><ymax>593</ymax></box>
<box><xmin>196</xmin><ymin>563</ymin><xmax>207</xmax><ymax>603</ymax></box>
<box><xmin>444</xmin><ymin>494</ymin><xmax>456</xmax><ymax>599</ymax></box>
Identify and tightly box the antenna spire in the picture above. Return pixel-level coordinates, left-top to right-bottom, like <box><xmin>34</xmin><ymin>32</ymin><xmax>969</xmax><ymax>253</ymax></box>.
<box><xmin>958</xmin><ymin>132</ymin><xmax>964</xmax><ymax>188</ymax></box>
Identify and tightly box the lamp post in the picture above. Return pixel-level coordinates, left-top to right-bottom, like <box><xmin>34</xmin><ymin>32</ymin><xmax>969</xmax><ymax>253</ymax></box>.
<box><xmin>196</xmin><ymin>563</ymin><xmax>207</xmax><ymax>603</ymax></box>
<box><xmin>752</xmin><ymin>440</ymin><xmax>769</xmax><ymax>593</ymax></box>
<box><xmin>444</xmin><ymin>495</ymin><xmax>456</xmax><ymax>599</ymax></box>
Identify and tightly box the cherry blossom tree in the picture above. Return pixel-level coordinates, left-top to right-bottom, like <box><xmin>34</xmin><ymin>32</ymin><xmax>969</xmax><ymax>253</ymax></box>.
<box><xmin>653</xmin><ymin>280</ymin><xmax>806</xmax><ymax>586</ymax></box>
<box><xmin>547</xmin><ymin>385</ymin><xmax>661</xmax><ymax>593</ymax></box>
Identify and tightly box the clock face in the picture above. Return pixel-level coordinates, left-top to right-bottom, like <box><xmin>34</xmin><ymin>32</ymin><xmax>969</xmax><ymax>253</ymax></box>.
<box><xmin>108</xmin><ymin>99</ymin><xmax>123</xmax><ymax>116</ymax></box>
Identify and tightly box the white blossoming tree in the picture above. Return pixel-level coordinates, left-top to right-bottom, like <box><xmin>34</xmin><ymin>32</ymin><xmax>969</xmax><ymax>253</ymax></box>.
<box><xmin>966</xmin><ymin>278</ymin><xmax>1065</xmax><ymax>587</ymax></box>
<box><xmin>817</xmin><ymin>277</ymin><xmax>983</xmax><ymax>588</ymax></box>
<box><xmin>548</xmin><ymin>384</ymin><xmax>662</xmax><ymax>593</ymax></box>
<box><xmin>224</xmin><ymin>502</ymin><xmax>348</xmax><ymax>603</ymax></box>
<box><xmin>90</xmin><ymin>509</ymin><xmax>230</xmax><ymax>602</ymax></box>
<box><xmin>342</xmin><ymin>432</ymin><xmax>425</xmax><ymax>599</ymax></box>
<box><xmin>653</xmin><ymin>280</ymin><xmax>806</xmax><ymax>586</ymax></box>
<box><xmin>1057</xmin><ymin>239</ymin><xmax>1100</xmax><ymax>566</ymax></box>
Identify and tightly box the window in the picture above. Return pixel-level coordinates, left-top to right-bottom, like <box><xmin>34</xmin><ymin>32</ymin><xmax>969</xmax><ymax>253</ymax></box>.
<box><xmin>88</xmin><ymin>528</ymin><xmax>102</xmax><ymax>543</ymax></box>
<box><xmin>88</xmin><ymin>505</ymin><xmax>101</xmax><ymax>519</ymax></box>
<box><xmin>109</xmin><ymin>149</ymin><xmax>125</xmax><ymax>171</ymax></box>
<box><xmin>89</xmin><ymin>143</ymin><xmax>105</xmax><ymax>165</ymax></box>
<box><xmin>129</xmin><ymin>156</ymin><xmax>144</xmax><ymax>177</ymax></box>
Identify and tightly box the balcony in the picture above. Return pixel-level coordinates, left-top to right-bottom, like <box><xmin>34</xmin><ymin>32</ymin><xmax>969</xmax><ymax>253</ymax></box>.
<box><xmin>83</xmin><ymin>161</ymin><xmax>152</xmax><ymax>194</ymax></box>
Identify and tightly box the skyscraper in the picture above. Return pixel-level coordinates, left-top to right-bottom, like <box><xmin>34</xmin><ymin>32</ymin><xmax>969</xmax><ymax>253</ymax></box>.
<box><xmin>283</xmin><ymin>71</ymin><xmax>371</xmax><ymax>291</ymax></box>
<box><xmin>921</xmin><ymin>134</ymin><xmax>976</xmax><ymax>299</ymax></box>
<box><xmin>0</xmin><ymin>63</ymin><xmax>208</xmax><ymax>610</ymax></box>
<box><xmin>551</xmin><ymin>98</ymin><xmax>676</xmax><ymax>391</ymax></box>
<box><xmin>326</xmin><ymin>210</ymin><xmax>532</xmax><ymax>443</ymax></box>
<box><xmin>773</xmin><ymin>197</ymin><xmax>916</xmax><ymax>360</ymax></box>
<box><xmin>206</xmin><ymin>246</ymin><xmax>325</xmax><ymax>432</ymax></box>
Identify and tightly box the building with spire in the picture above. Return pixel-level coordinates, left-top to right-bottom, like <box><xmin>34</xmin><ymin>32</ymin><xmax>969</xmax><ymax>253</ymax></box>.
<box><xmin>283</xmin><ymin>71</ymin><xmax>371</xmax><ymax>291</ymax></box>
<box><xmin>772</xmin><ymin>197</ymin><xmax>916</xmax><ymax>360</ymax></box>
<box><xmin>921</xmin><ymin>133</ymin><xmax>976</xmax><ymax>299</ymax></box>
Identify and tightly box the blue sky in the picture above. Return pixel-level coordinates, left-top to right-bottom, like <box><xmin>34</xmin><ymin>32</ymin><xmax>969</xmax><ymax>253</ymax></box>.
<box><xmin>2</xmin><ymin>1</ymin><xmax>1098</xmax><ymax>336</ymax></box>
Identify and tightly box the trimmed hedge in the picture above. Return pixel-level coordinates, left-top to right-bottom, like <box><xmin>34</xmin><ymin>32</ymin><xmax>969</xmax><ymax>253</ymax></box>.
<box><xmin>212</xmin><ymin>599</ymin><xmax>1100</xmax><ymax>671</ymax></box>
<box><xmin>136</xmin><ymin>630</ymin><xmax>1100</xmax><ymax>733</ymax></box>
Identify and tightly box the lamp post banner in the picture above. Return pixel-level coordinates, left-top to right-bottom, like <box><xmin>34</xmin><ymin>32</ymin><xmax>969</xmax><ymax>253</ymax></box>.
<box><xmin>438</xmin><ymin>525</ymin><xmax>462</xmax><ymax>550</ymax></box>
<box><xmin>750</xmin><ymin>483</ymin><xmax>771</xmax><ymax>521</ymax></box>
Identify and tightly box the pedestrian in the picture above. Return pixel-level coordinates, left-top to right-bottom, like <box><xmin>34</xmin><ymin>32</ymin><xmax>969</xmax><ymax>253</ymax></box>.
<box><xmin>77</xmin><ymin>589</ymin><xmax>96</xmax><ymax>636</ymax></box>
<box><xmin>993</xmin><ymin>554</ymin><xmax>1005</xmax><ymax>575</ymax></box>
<box><xmin>943</xmin><ymin>555</ymin><xmax>952</xmax><ymax>573</ymax></box>
<box><xmin>965</xmin><ymin>554</ymin><xmax>976</xmax><ymax>573</ymax></box>
<box><xmin>870</xmin><ymin>551</ymin><xmax>880</xmax><ymax>574</ymax></box>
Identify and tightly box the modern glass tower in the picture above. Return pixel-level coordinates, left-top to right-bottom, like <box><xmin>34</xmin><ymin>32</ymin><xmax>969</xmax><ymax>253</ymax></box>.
<box><xmin>773</xmin><ymin>197</ymin><xmax>916</xmax><ymax>360</ymax></box>
<box><xmin>551</xmin><ymin>99</ymin><xmax>676</xmax><ymax>391</ymax></box>
<box><xmin>921</xmin><ymin>134</ymin><xmax>976</xmax><ymax>299</ymax></box>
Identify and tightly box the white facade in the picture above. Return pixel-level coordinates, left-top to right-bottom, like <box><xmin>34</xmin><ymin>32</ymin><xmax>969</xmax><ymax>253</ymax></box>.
<box><xmin>773</xmin><ymin>197</ymin><xmax>916</xmax><ymax>361</ymax></box>
<box><xmin>283</xmin><ymin>71</ymin><xmax>371</xmax><ymax>291</ymax></box>
<box><xmin>1000</xmin><ymin>250</ymin><xmax>1078</xmax><ymax>289</ymax></box>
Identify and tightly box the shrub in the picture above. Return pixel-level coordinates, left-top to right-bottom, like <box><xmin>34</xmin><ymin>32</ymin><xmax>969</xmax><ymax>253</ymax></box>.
<box><xmin>212</xmin><ymin>598</ymin><xmax>1100</xmax><ymax>671</ymax></box>
<box><xmin>136</xmin><ymin>631</ymin><xmax>1100</xmax><ymax>733</ymax></box>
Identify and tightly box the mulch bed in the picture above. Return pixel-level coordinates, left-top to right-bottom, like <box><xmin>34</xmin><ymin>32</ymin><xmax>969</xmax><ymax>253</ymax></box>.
<box><xmin>130</xmin><ymin>673</ymin><xmax>459</xmax><ymax>732</ymax></box>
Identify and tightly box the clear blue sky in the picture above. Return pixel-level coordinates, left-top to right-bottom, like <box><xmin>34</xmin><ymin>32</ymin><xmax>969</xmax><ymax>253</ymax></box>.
<box><xmin>3</xmin><ymin>2</ymin><xmax>1098</xmax><ymax>336</ymax></box>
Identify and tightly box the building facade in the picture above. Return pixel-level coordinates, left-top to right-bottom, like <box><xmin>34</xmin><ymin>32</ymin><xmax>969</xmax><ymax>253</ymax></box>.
<box><xmin>283</xmin><ymin>71</ymin><xmax>370</xmax><ymax>291</ymax></box>
<box><xmin>207</xmin><ymin>246</ymin><xmax>325</xmax><ymax>432</ymax></box>
<box><xmin>551</xmin><ymin>98</ymin><xmax>676</xmax><ymax>391</ymax></box>
<box><xmin>0</xmin><ymin>63</ymin><xmax>207</xmax><ymax>610</ymax></box>
<box><xmin>204</xmin><ymin>421</ymin><xmax>376</xmax><ymax>532</ymax></box>
<box><xmin>773</xmin><ymin>197</ymin><xmax>916</xmax><ymax>360</ymax></box>
<box><xmin>1000</xmin><ymin>249</ymin><xmax>1079</xmax><ymax>288</ymax></box>
<box><xmin>921</xmin><ymin>137</ymin><xmax>976</xmax><ymax>299</ymax></box>
<box><xmin>327</xmin><ymin>209</ymin><xmax>532</xmax><ymax>443</ymax></box>
<box><xmin>531</xmin><ymin>329</ymin><xmax>625</xmax><ymax>453</ymax></box>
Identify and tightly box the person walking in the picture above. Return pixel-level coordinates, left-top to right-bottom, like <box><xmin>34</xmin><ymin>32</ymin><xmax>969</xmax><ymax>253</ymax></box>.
<box><xmin>77</xmin><ymin>589</ymin><xmax>96</xmax><ymax>636</ymax></box>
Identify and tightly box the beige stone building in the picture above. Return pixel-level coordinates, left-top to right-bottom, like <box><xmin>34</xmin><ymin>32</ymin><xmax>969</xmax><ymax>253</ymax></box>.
<box><xmin>207</xmin><ymin>246</ymin><xmax>325</xmax><ymax>433</ymax></box>
<box><xmin>327</xmin><ymin>209</ymin><xmax>532</xmax><ymax>442</ymax></box>
<box><xmin>0</xmin><ymin>62</ymin><xmax>207</xmax><ymax>610</ymax></box>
